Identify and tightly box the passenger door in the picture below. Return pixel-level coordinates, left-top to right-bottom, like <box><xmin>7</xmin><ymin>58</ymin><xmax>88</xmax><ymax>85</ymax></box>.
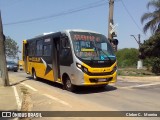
<box><xmin>23</xmin><ymin>42</ymin><xmax>29</xmax><ymax>73</ymax></box>
<box><xmin>52</xmin><ymin>37</ymin><xmax>61</xmax><ymax>81</ymax></box>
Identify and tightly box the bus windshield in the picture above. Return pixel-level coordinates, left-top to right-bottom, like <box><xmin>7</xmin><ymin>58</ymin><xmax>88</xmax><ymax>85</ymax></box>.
<box><xmin>70</xmin><ymin>31</ymin><xmax>115</xmax><ymax>61</ymax></box>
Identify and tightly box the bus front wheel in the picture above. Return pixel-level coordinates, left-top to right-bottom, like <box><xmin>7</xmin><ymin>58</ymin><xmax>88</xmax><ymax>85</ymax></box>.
<box><xmin>64</xmin><ymin>77</ymin><xmax>75</xmax><ymax>92</ymax></box>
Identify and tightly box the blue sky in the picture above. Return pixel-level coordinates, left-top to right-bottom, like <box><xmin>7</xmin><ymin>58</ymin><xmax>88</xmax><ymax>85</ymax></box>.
<box><xmin>0</xmin><ymin>0</ymin><xmax>151</xmax><ymax>52</ymax></box>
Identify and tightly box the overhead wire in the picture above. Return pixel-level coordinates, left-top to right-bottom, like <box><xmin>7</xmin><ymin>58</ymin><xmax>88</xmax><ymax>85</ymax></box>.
<box><xmin>120</xmin><ymin>0</ymin><xmax>143</xmax><ymax>33</ymax></box>
<box><xmin>3</xmin><ymin>0</ymin><xmax>107</xmax><ymax>26</ymax></box>
<box><xmin>121</xmin><ymin>0</ymin><xmax>150</xmax><ymax>39</ymax></box>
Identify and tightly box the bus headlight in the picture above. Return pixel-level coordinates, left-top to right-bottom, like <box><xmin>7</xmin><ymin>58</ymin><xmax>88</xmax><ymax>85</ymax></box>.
<box><xmin>76</xmin><ymin>63</ymin><xmax>82</xmax><ymax>69</ymax></box>
<box><xmin>76</xmin><ymin>63</ymin><xmax>88</xmax><ymax>73</ymax></box>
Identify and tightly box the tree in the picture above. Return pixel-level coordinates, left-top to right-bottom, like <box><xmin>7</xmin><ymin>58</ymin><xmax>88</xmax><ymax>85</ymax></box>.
<box><xmin>140</xmin><ymin>34</ymin><xmax>160</xmax><ymax>74</ymax></box>
<box><xmin>140</xmin><ymin>34</ymin><xmax>160</xmax><ymax>58</ymax></box>
<box><xmin>141</xmin><ymin>0</ymin><xmax>160</xmax><ymax>34</ymax></box>
<box><xmin>116</xmin><ymin>48</ymin><xmax>139</xmax><ymax>68</ymax></box>
<box><xmin>5</xmin><ymin>36</ymin><xmax>19</xmax><ymax>59</ymax></box>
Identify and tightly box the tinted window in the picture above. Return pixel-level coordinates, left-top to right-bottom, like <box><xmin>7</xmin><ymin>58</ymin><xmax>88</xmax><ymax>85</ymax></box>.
<box><xmin>28</xmin><ymin>41</ymin><xmax>36</xmax><ymax>56</ymax></box>
<box><xmin>43</xmin><ymin>45</ymin><xmax>51</xmax><ymax>56</ymax></box>
<box><xmin>7</xmin><ymin>61</ymin><xmax>17</xmax><ymax>65</ymax></box>
<box><xmin>36</xmin><ymin>40</ymin><xmax>43</xmax><ymax>56</ymax></box>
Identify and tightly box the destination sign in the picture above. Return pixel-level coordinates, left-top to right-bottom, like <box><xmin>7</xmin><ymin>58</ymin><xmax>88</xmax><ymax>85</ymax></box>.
<box><xmin>73</xmin><ymin>34</ymin><xmax>100</xmax><ymax>42</ymax></box>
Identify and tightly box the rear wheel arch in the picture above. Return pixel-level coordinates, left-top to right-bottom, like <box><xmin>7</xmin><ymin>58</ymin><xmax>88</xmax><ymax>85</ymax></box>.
<box><xmin>62</xmin><ymin>73</ymin><xmax>70</xmax><ymax>84</ymax></box>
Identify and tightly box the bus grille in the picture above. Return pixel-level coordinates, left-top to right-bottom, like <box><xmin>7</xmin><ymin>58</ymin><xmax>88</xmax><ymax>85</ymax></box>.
<box><xmin>86</xmin><ymin>70</ymin><xmax>115</xmax><ymax>76</ymax></box>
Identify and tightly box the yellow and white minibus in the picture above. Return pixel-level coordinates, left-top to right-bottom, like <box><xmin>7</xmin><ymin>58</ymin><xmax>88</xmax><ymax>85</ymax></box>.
<box><xmin>22</xmin><ymin>29</ymin><xmax>117</xmax><ymax>91</ymax></box>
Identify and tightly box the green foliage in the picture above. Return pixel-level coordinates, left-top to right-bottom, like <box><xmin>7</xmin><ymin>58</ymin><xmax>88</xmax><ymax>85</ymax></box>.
<box><xmin>5</xmin><ymin>36</ymin><xmax>19</xmax><ymax>59</ymax></box>
<box><xmin>143</xmin><ymin>58</ymin><xmax>153</xmax><ymax>71</ymax></box>
<box><xmin>140</xmin><ymin>34</ymin><xmax>160</xmax><ymax>57</ymax></box>
<box><xmin>116</xmin><ymin>48</ymin><xmax>139</xmax><ymax>68</ymax></box>
<box><xmin>140</xmin><ymin>34</ymin><xmax>160</xmax><ymax>74</ymax></box>
<box><xmin>152</xmin><ymin>57</ymin><xmax>160</xmax><ymax>74</ymax></box>
<box><xmin>118</xmin><ymin>68</ymin><xmax>156</xmax><ymax>76</ymax></box>
<box><xmin>141</xmin><ymin>0</ymin><xmax>160</xmax><ymax>34</ymax></box>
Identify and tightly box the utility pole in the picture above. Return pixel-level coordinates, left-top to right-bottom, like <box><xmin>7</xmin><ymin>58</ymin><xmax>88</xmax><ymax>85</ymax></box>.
<box><xmin>130</xmin><ymin>34</ymin><xmax>143</xmax><ymax>69</ymax></box>
<box><xmin>0</xmin><ymin>11</ymin><xmax>9</xmax><ymax>86</ymax></box>
<box><xmin>108</xmin><ymin>0</ymin><xmax>114</xmax><ymax>40</ymax></box>
<box><xmin>108</xmin><ymin>0</ymin><xmax>118</xmax><ymax>51</ymax></box>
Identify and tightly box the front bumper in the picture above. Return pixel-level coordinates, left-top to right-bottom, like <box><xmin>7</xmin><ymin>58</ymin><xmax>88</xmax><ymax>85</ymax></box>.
<box><xmin>7</xmin><ymin>67</ymin><xmax>18</xmax><ymax>71</ymax></box>
<box><xmin>83</xmin><ymin>71</ymin><xmax>117</xmax><ymax>86</ymax></box>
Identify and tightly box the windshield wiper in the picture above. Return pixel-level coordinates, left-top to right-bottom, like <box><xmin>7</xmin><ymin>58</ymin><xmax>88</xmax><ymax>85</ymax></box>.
<box><xmin>93</xmin><ymin>44</ymin><xmax>112</xmax><ymax>63</ymax></box>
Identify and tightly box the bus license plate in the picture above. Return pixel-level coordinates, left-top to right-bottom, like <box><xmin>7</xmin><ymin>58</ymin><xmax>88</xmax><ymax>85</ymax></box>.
<box><xmin>98</xmin><ymin>79</ymin><xmax>106</xmax><ymax>82</ymax></box>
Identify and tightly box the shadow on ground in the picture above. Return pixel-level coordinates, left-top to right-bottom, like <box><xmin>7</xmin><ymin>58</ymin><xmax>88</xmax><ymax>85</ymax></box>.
<box><xmin>9</xmin><ymin>75</ymin><xmax>117</xmax><ymax>94</ymax></box>
<box><xmin>73</xmin><ymin>85</ymin><xmax>117</xmax><ymax>94</ymax></box>
<box><xmin>30</xmin><ymin>77</ymin><xmax>117</xmax><ymax>94</ymax></box>
<box><xmin>9</xmin><ymin>77</ymin><xmax>32</xmax><ymax>86</ymax></box>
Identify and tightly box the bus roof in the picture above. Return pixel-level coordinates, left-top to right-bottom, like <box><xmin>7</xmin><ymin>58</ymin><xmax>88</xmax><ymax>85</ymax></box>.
<box><xmin>26</xmin><ymin>29</ymin><xmax>103</xmax><ymax>40</ymax></box>
<box><xmin>64</xmin><ymin>29</ymin><xmax>101</xmax><ymax>34</ymax></box>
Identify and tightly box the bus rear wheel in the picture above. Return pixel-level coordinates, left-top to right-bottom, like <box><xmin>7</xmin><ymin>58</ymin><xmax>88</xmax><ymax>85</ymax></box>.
<box><xmin>64</xmin><ymin>77</ymin><xmax>75</xmax><ymax>92</ymax></box>
<box><xmin>32</xmin><ymin>69</ymin><xmax>38</xmax><ymax>80</ymax></box>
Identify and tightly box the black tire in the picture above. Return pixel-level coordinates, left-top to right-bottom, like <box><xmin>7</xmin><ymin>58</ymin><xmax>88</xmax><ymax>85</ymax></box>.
<box><xmin>64</xmin><ymin>77</ymin><xmax>76</xmax><ymax>92</ymax></box>
<box><xmin>32</xmin><ymin>69</ymin><xmax>38</xmax><ymax>80</ymax></box>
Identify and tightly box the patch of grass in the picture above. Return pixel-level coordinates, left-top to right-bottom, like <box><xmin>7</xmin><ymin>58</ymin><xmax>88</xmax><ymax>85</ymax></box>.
<box><xmin>118</xmin><ymin>67</ymin><xmax>157</xmax><ymax>76</ymax></box>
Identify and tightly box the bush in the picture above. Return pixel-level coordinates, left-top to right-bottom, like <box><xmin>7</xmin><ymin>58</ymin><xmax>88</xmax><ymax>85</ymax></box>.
<box><xmin>116</xmin><ymin>48</ymin><xmax>139</xmax><ymax>68</ymax></box>
<box><xmin>140</xmin><ymin>34</ymin><xmax>160</xmax><ymax>74</ymax></box>
<box><xmin>152</xmin><ymin>57</ymin><xmax>160</xmax><ymax>74</ymax></box>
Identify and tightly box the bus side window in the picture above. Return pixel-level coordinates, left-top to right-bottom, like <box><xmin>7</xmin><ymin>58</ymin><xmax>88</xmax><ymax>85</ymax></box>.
<box><xmin>43</xmin><ymin>45</ymin><xmax>51</xmax><ymax>56</ymax></box>
<box><xmin>36</xmin><ymin>40</ymin><xmax>43</xmax><ymax>56</ymax></box>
